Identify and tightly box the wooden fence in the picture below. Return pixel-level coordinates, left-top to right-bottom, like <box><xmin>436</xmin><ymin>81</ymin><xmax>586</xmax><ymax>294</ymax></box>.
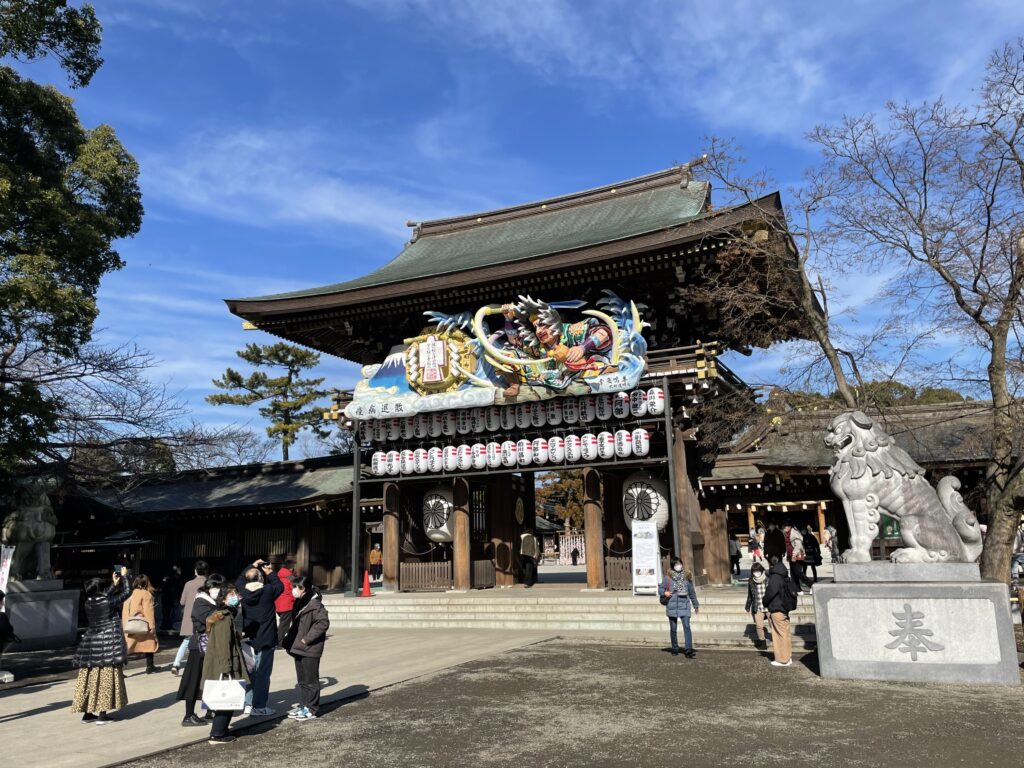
<box><xmin>472</xmin><ymin>559</ymin><xmax>496</xmax><ymax>589</ymax></box>
<box><xmin>604</xmin><ymin>556</ymin><xmax>673</xmax><ymax>590</ymax></box>
<box><xmin>400</xmin><ymin>561</ymin><xmax>453</xmax><ymax>592</ymax></box>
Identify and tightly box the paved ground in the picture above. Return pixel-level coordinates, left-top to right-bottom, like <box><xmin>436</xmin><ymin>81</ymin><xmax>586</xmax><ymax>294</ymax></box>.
<box><xmin>123</xmin><ymin>640</ymin><xmax>1021</xmax><ymax>768</ymax></box>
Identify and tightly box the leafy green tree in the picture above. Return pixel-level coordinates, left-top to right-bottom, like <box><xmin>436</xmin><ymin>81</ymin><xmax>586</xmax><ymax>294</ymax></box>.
<box><xmin>0</xmin><ymin>1</ymin><xmax>143</xmax><ymax>484</ymax></box>
<box><xmin>207</xmin><ymin>343</ymin><xmax>328</xmax><ymax>461</ymax></box>
<box><xmin>535</xmin><ymin>470</ymin><xmax>586</xmax><ymax>531</ymax></box>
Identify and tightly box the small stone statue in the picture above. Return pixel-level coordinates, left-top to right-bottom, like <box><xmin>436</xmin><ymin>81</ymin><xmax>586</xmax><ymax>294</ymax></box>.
<box><xmin>825</xmin><ymin>411</ymin><xmax>983</xmax><ymax>564</ymax></box>
<box><xmin>1</xmin><ymin>478</ymin><xmax>58</xmax><ymax>580</ymax></box>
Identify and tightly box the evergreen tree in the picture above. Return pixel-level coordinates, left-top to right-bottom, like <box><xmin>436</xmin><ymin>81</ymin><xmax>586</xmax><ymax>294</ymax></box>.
<box><xmin>535</xmin><ymin>471</ymin><xmax>586</xmax><ymax>531</ymax></box>
<box><xmin>207</xmin><ymin>343</ymin><xmax>327</xmax><ymax>461</ymax></box>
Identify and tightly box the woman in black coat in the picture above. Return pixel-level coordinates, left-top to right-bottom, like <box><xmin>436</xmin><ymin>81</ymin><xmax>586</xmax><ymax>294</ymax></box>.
<box><xmin>282</xmin><ymin>576</ymin><xmax>330</xmax><ymax>720</ymax></box>
<box><xmin>176</xmin><ymin>574</ymin><xmax>224</xmax><ymax>726</ymax></box>
<box><xmin>71</xmin><ymin>567</ymin><xmax>130</xmax><ymax>723</ymax></box>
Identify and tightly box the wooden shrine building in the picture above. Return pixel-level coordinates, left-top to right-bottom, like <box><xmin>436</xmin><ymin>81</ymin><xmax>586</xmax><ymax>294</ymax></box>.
<box><xmin>227</xmin><ymin>165</ymin><xmax>802</xmax><ymax>590</ymax></box>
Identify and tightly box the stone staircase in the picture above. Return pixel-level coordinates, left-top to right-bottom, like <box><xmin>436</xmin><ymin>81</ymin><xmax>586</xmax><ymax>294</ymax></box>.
<box><xmin>322</xmin><ymin>588</ymin><xmax>818</xmax><ymax>649</ymax></box>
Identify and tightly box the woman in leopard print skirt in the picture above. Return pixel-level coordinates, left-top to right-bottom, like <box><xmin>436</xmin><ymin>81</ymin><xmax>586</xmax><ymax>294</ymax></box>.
<box><xmin>71</xmin><ymin>568</ymin><xmax>130</xmax><ymax>723</ymax></box>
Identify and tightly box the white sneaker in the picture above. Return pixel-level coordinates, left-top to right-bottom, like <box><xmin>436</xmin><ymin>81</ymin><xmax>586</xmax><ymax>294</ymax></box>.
<box><xmin>242</xmin><ymin>705</ymin><xmax>252</xmax><ymax>715</ymax></box>
<box><xmin>770</xmin><ymin>660</ymin><xmax>793</xmax><ymax>667</ymax></box>
<box><xmin>250</xmin><ymin>707</ymin><xmax>276</xmax><ymax>716</ymax></box>
<box><xmin>292</xmin><ymin>707</ymin><xmax>316</xmax><ymax>721</ymax></box>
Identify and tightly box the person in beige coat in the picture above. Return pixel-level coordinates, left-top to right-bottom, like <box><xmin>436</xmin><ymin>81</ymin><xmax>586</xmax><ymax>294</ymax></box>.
<box><xmin>123</xmin><ymin>574</ymin><xmax>160</xmax><ymax>673</ymax></box>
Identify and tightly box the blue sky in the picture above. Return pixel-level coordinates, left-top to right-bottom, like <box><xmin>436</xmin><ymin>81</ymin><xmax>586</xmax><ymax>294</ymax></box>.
<box><xmin>17</xmin><ymin>0</ymin><xmax>1024</xmax><ymax>451</ymax></box>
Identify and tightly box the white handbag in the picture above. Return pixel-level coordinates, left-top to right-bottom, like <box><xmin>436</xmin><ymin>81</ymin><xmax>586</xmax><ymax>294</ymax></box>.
<box><xmin>124</xmin><ymin>616</ymin><xmax>150</xmax><ymax>635</ymax></box>
<box><xmin>202</xmin><ymin>676</ymin><xmax>247</xmax><ymax>711</ymax></box>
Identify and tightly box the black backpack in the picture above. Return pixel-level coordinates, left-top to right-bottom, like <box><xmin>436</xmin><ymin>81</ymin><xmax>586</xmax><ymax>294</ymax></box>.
<box><xmin>781</xmin><ymin>576</ymin><xmax>799</xmax><ymax>612</ymax></box>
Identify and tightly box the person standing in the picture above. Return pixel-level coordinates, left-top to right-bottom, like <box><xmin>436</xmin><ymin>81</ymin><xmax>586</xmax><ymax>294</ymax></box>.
<box><xmin>763</xmin><ymin>523</ymin><xmax>786</xmax><ymax>563</ymax></box>
<box><xmin>71</xmin><ymin>568</ymin><xmax>130</xmax><ymax>723</ymax></box>
<box><xmin>785</xmin><ymin>524</ymin><xmax>809</xmax><ymax>594</ymax></box>
<box><xmin>803</xmin><ymin>526</ymin><xmax>822</xmax><ymax>584</ymax></box>
<box><xmin>160</xmin><ymin>566</ymin><xmax>182</xmax><ymax>632</ymax></box>
<box><xmin>203</xmin><ymin>584</ymin><xmax>250</xmax><ymax>744</ymax></box>
<box><xmin>826</xmin><ymin>524</ymin><xmax>840</xmax><ymax>562</ymax></box>
<box><xmin>123</xmin><ymin>574</ymin><xmax>160</xmax><ymax>674</ymax></box>
<box><xmin>173</xmin><ymin>561</ymin><xmax>208</xmax><ymax>676</ymax></box>
<box><xmin>176</xmin><ymin>574</ymin><xmax>222</xmax><ymax>726</ymax></box>
<box><xmin>275</xmin><ymin>559</ymin><xmax>296</xmax><ymax>646</ymax></box>
<box><xmin>744</xmin><ymin>561</ymin><xmax>769</xmax><ymax>651</ymax></box>
<box><xmin>762</xmin><ymin>555</ymin><xmax>796</xmax><ymax>667</ymax></box>
<box><xmin>728</xmin><ymin>533</ymin><xmax>742</xmax><ymax>577</ymax></box>
<box><xmin>283</xmin><ymin>576</ymin><xmax>330</xmax><ymax>721</ymax></box>
<box><xmin>237</xmin><ymin>559</ymin><xmax>283</xmax><ymax>716</ymax></box>
<box><xmin>520</xmin><ymin>532</ymin><xmax>539</xmax><ymax>588</ymax></box>
<box><xmin>369</xmin><ymin>544</ymin><xmax>383</xmax><ymax>582</ymax></box>
<box><xmin>660</xmin><ymin>558</ymin><xmax>700</xmax><ymax>658</ymax></box>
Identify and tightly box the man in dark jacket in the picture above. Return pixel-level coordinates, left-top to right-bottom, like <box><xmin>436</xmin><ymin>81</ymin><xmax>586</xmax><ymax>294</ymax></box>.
<box><xmin>762</xmin><ymin>556</ymin><xmax>794</xmax><ymax>667</ymax></box>
<box><xmin>236</xmin><ymin>559</ymin><xmax>283</xmax><ymax>716</ymax></box>
<box><xmin>763</xmin><ymin>523</ymin><xmax>787</xmax><ymax>564</ymax></box>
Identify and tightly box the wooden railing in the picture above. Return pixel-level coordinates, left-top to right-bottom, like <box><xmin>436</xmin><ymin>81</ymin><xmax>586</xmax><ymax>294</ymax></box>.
<box><xmin>605</xmin><ymin>556</ymin><xmax>673</xmax><ymax>590</ymax></box>
<box><xmin>472</xmin><ymin>559</ymin><xmax>496</xmax><ymax>589</ymax></box>
<box><xmin>400</xmin><ymin>561</ymin><xmax>453</xmax><ymax>592</ymax></box>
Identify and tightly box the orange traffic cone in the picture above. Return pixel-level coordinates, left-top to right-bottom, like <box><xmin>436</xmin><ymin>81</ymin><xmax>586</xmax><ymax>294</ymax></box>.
<box><xmin>360</xmin><ymin>569</ymin><xmax>373</xmax><ymax>597</ymax></box>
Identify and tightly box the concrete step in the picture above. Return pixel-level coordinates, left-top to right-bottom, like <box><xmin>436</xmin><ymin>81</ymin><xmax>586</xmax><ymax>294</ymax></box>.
<box><xmin>325</xmin><ymin>610</ymin><xmax>816</xmax><ymax>626</ymax></box>
<box><xmin>332</xmin><ymin>618</ymin><xmax>818</xmax><ymax>635</ymax></box>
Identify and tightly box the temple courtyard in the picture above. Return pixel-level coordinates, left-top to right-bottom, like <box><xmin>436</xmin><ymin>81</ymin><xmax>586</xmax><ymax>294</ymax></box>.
<box><xmin>2</xmin><ymin>631</ymin><xmax>1019</xmax><ymax>768</ymax></box>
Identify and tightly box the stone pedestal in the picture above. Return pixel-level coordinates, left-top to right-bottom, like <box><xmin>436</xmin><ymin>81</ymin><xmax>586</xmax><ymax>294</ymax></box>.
<box><xmin>4</xmin><ymin>579</ymin><xmax>80</xmax><ymax>651</ymax></box>
<box><xmin>813</xmin><ymin>564</ymin><xmax>1019</xmax><ymax>686</ymax></box>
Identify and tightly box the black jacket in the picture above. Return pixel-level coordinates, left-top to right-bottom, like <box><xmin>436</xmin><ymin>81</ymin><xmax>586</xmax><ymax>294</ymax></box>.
<box><xmin>236</xmin><ymin>570</ymin><xmax>283</xmax><ymax>652</ymax></box>
<box><xmin>284</xmin><ymin>594</ymin><xmax>330</xmax><ymax>659</ymax></box>
<box><xmin>762</xmin><ymin>561</ymin><xmax>793</xmax><ymax>614</ymax></box>
<box><xmin>803</xmin><ymin>534</ymin><xmax>822</xmax><ymax>565</ymax></box>
<box><xmin>188</xmin><ymin>592</ymin><xmax>218</xmax><ymax>651</ymax></box>
<box><xmin>73</xmin><ymin>580</ymin><xmax>130</xmax><ymax>668</ymax></box>
<box><xmin>763</xmin><ymin>528</ymin><xmax>787</xmax><ymax>562</ymax></box>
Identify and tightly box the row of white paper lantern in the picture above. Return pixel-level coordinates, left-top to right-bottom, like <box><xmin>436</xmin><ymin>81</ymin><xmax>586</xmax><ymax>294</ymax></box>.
<box><xmin>370</xmin><ymin>429</ymin><xmax>652</xmax><ymax>476</ymax></box>
<box><xmin>359</xmin><ymin>388</ymin><xmax>665</xmax><ymax>443</ymax></box>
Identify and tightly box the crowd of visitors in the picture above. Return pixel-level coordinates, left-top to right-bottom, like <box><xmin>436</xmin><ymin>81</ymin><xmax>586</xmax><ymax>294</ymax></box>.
<box><xmin>67</xmin><ymin>557</ymin><xmax>330</xmax><ymax>744</ymax></box>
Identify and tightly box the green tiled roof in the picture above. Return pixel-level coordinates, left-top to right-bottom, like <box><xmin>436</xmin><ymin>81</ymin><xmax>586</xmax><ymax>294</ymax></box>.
<box><xmin>238</xmin><ymin>169</ymin><xmax>709</xmax><ymax>302</ymax></box>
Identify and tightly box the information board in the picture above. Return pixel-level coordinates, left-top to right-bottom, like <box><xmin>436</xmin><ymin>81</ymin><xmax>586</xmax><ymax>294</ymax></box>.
<box><xmin>631</xmin><ymin>519</ymin><xmax>661</xmax><ymax>595</ymax></box>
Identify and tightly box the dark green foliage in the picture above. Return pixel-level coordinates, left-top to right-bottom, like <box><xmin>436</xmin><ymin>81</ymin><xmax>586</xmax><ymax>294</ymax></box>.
<box><xmin>0</xmin><ymin>0</ymin><xmax>101</xmax><ymax>87</ymax></box>
<box><xmin>207</xmin><ymin>343</ymin><xmax>328</xmax><ymax>461</ymax></box>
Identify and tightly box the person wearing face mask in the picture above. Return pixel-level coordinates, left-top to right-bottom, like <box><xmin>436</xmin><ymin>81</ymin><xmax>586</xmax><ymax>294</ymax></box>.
<box><xmin>282</xmin><ymin>576</ymin><xmax>330</xmax><ymax>721</ymax></box>
<box><xmin>660</xmin><ymin>558</ymin><xmax>700</xmax><ymax>658</ymax></box>
<box><xmin>176</xmin><ymin>574</ymin><xmax>224</xmax><ymax>726</ymax></box>
<box><xmin>235</xmin><ymin>559</ymin><xmax>283</xmax><ymax>716</ymax></box>
<box><xmin>202</xmin><ymin>583</ymin><xmax>250</xmax><ymax>744</ymax></box>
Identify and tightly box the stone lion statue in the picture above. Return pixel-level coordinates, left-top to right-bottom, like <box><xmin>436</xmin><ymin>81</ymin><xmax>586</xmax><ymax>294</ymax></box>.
<box><xmin>824</xmin><ymin>411</ymin><xmax>983</xmax><ymax>564</ymax></box>
<box><xmin>1</xmin><ymin>478</ymin><xmax>58</xmax><ymax>580</ymax></box>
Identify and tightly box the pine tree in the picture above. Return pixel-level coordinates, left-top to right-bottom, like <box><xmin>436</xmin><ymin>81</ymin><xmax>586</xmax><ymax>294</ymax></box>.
<box><xmin>535</xmin><ymin>470</ymin><xmax>586</xmax><ymax>531</ymax></box>
<box><xmin>207</xmin><ymin>343</ymin><xmax>327</xmax><ymax>461</ymax></box>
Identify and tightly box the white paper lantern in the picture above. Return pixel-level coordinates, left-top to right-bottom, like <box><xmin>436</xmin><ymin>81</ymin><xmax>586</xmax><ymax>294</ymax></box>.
<box><xmin>530</xmin><ymin>401</ymin><xmax>546</xmax><ymax>428</ymax></box>
<box><xmin>471</xmin><ymin>443</ymin><xmax>487</xmax><ymax>470</ymax></box>
<box><xmin>385</xmin><ymin>450</ymin><xmax>400</xmax><ymax>476</ymax></box>
<box><xmin>387</xmin><ymin>418</ymin><xmax>402</xmax><ymax>441</ymax></box>
<box><xmin>423</xmin><ymin>486</ymin><xmax>455</xmax><ymax>543</ymax></box>
<box><xmin>501</xmin><ymin>440</ymin><xmax>518</xmax><ymax>467</ymax></box>
<box><xmin>470</xmin><ymin>408</ymin><xmax>486</xmax><ymax>433</ymax></box>
<box><xmin>515</xmin><ymin>403</ymin><xmax>531</xmax><ymax>430</ymax></box>
<box><xmin>429</xmin><ymin>413</ymin><xmax>443</xmax><ymax>438</ymax></box>
<box><xmin>456</xmin><ymin>444</ymin><xmax>472</xmax><ymax>471</ymax></box>
<box><xmin>579</xmin><ymin>395</ymin><xmax>597</xmax><ymax>423</ymax></box>
<box><xmin>548</xmin><ymin>435</ymin><xmax>565</xmax><ymax>463</ymax></box>
<box><xmin>486</xmin><ymin>442</ymin><xmax>502</xmax><ymax>469</ymax></box>
<box><xmin>441</xmin><ymin>411</ymin><xmax>457</xmax><ymax>436</ymax></box>
<box><xmin>614</xmin><ymin>430</ymin><xmax>632</xmax><ymax>458</ymax></box>
<box><xmin>563</xmin><ymin>398</ymin><xmax>579</xmax><ymax>424</ymax></box>
<box><xmin>565</xmin><ymin>434</ymin><xmax>582</xmax><ymax>462</ymax></box>
<box><xmin>622</xmin><ymin>472</ymin><xmax>670</xmax><ymax>531</ymax></box>
<box><xmin>595</xmin><ymin>394</ymin><xmax>612</xmax><ymax>420</ymax></box>
<box><xmin>517</xmin><ymin>438</ymin><xmax>534</xmax><ymax>466</ymax></box>
<box><xmin>399</xmin><ymin>418</ymin><xmax>414</xmax><ymax>440</ymax></box>
<box><xmin>546</xmin><ymin>399</ymin><xmax>563</xmax><ymax>426</ymax></box>
<box><xmin>456</xmin><ymin>410</ymin><xmax>472</xmax><ymax>435</ymax></box>
<box><xmin>399</xmin><ymin>449</ymin><xmax>415</xmax><ymax>475</ymax></box>
<box><xmin>413</xmin><ymin>448</ymin><xmax>429</xmax><ymax>474</ymax></box>
<box><xmin>486</xmin><ymin>406</ymin><xmax>502</xmax><ymax>432</ymax></box>
<box><xmin>427</xmin><ymin>446</ymin><xmax>444</xmax><ymax>473</ymax></box>
<box><xmin>597</xmin><ymin>431</ymin><xmax>615</xmax><ymax>460</ymax></box>
<box><xmin>373</xmin><ymin>419</ymin><xmax>388</xmax><ymax>442</ymax></box>
<box><xmin>359</xmin><ymin>421</ymin><xmax>373</xmax><ymax>443</ymax></box>
<box><xmin>371</xmin><ymin>451</ymin><xmax>386</xmax><ymax>476</ymax></box>
<box><xmin>632</xmin><ymin>428</ymin><xmax>650</xmax><ymax>457</ymax></box>
<box><xmin>442</xmin><ymin>445</ymin><xmax>458</xmax><ymax>473</ymax></box>
<box><xmin>501</xmin><ymin>405</ymin><xmax>516</xmax><ymax>431</ymax></box>
<box><xmin>414</xmin><ymin>414</ymin><xmax>429</xmax><ymax>439</ymax></box>
<box><xmin>581</xmin><ymin>433</ymin><xmax>599</xmax><ymax>461</ymax></box>
<box><xmin>646</xmin><ymin>387</ymin><xmax>665</xmax><ymax>416</ymax></box>
<box><xmin>612</xmin><ymin>391</ymin><xmax>630</xmax><ymax>419</ymax></box>
<box><xmin>532</xmin><ymin>437</ymin><xmax>549</xmax><ymax>465</ymax></box>
<box><xmin>629</xmin><ymin>389</ymin><xmax>648</xmax><ymax>417</ymax></box>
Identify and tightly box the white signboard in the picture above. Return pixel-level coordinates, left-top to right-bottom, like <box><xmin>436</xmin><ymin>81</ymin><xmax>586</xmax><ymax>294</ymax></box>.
<box><xmin>0</xmin><ymin>545</ymin><xmax>14</xmax><ymax>597</ymax></box>
<box><xmin>631</xmin><ymin>520</ymin><xmax>661</xmax><ymax>595</ymax></box>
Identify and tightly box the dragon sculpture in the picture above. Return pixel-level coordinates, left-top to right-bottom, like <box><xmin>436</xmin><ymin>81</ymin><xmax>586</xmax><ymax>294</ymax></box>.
<box><xmin>824</xmin><ymin>411</ymin><xmax>983</xmax><ymax>564</ymax></box>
